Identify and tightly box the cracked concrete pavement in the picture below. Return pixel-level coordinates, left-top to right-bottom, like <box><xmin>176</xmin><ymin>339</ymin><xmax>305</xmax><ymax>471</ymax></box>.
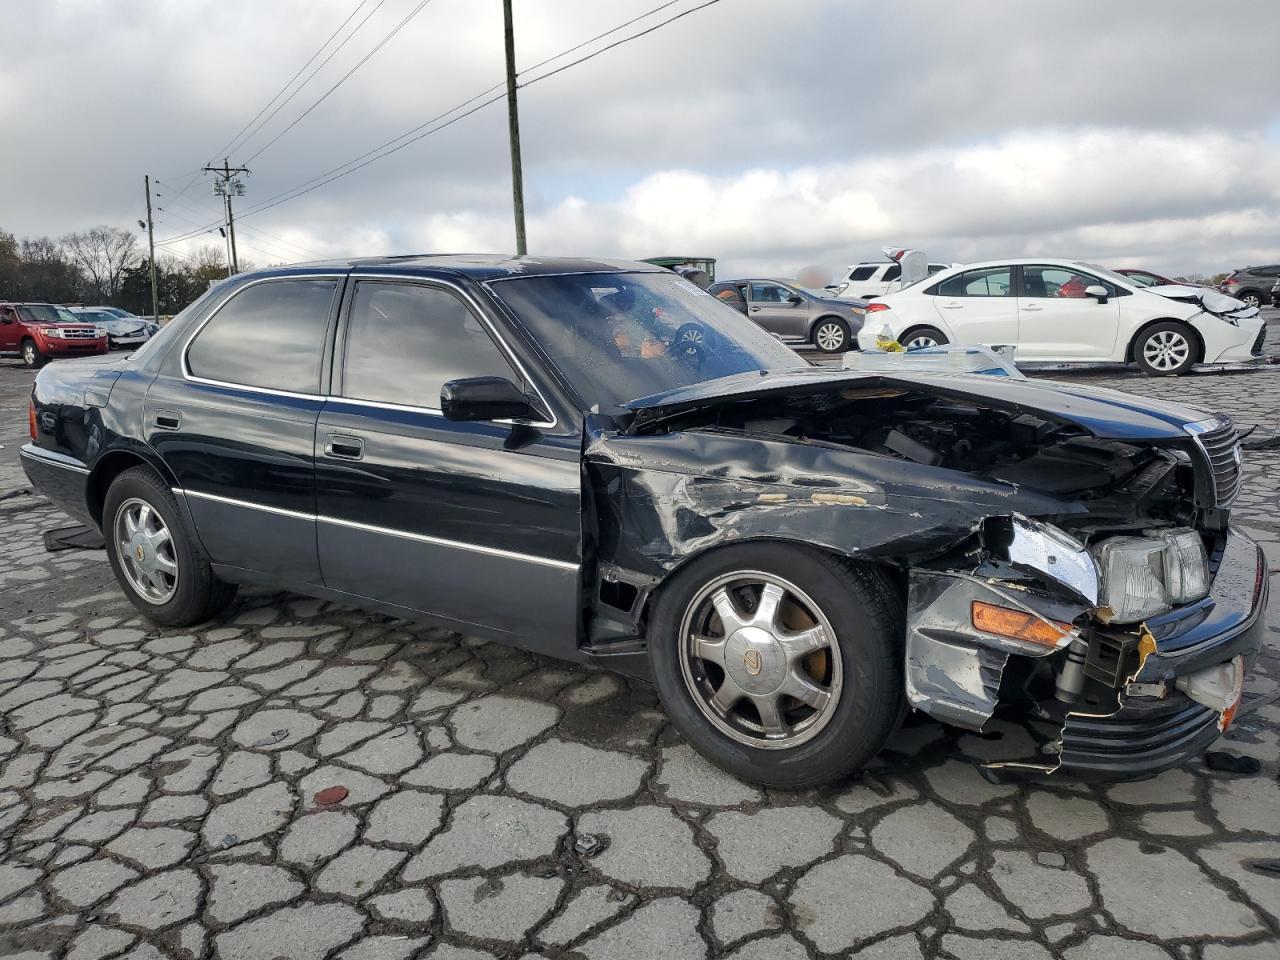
<box><xmin>0</xmin><ymin>349</ymin><xmax>1277</xmax><ymax>960</ymax></box>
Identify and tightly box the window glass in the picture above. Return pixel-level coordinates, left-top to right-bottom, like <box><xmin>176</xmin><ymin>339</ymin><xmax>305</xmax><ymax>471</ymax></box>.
<box><xmin>1021</xmin><ymin>266</ymin><xmax>1112</xmax><ymax>298</ymax></box>
<box><xmin>749</xmin><ymin>282</ymin><xmax>793</xmax><ymax>303</ymax></box>
<box><xmin>935</xmin><ymin>267</ymin><xmax>1013</xmax><ymax>297</ymax></box>
<box><xmin>186</xmin><ymin>279</ymin><xmax>336</xmax><ymax>392</ymax></box>
<box><xmin>342</xmin><ymin>282</ymin><xmax>516</xmax><ymax>408</ymax></box>
<box><xmin>847</xmin><ymin>265</ymin><xmax>877</xmax><ymax>282</ymax></box>
<box><xmin>882</xmin><ymin>264</ymin><xmax>901</xmax><ymax>282</ymax></box>
<box><xmin>927</xmin><ymin>264</ymin><xmax>947</xmax><ymax>275</ymax></box>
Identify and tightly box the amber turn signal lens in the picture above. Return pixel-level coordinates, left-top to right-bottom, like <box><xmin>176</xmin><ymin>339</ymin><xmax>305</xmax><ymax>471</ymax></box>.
<box><xmin>971</xmin><ymin>601</ymin><xmax>1072</xmax><ymax>647</ymax></box>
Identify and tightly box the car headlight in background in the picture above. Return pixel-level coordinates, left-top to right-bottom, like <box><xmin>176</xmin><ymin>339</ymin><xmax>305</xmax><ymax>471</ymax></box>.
<box><xmin>40</xmin><ymin>327</ymin><xmax>63</xmax><ymax>338</ymax></box>
<box><xmin>1093</xmin><ymin>528</ymin><xmax>1209</xmax><ymax>623</ymax></box>
<box><xmin>95</xmin><ymin>326</ymin><xmax>108</xmax><ymax>338</ymax></box>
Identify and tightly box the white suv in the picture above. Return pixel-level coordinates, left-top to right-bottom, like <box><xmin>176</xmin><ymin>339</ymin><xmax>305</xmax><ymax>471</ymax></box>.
<box><xmin>832</xmin><ymin>261</ymin><xmax>954</xmax><ymax>300</ymax></box>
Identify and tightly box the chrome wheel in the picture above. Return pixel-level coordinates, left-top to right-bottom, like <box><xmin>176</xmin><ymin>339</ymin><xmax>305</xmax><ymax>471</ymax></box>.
<box><xmin>1142</xmin><ymin>329</ymin><xmax>1191</xmax><ymax>372</ymax></box>
<box><xmin>1241</xmin><ymin>293</ymin><xmax>1261</xmax><ymax>309</ymax></box>
<box><xmin>905</xmin><ymin>333</ymin><xmax>940</xmax><ymax>350</ymax></box>
<box><xmin>114</xmin><ymin>497</ymin><xmax>178</xmax><ymax>604</ymax></box>
<box><xmin>679</xmin><ymin>571</ymin><xmax>843</xmax><ymax>749</ymax></box>
<box><xmin>814</xmin><ymin>321</ymin><xmax>847</xmax><ymax>352</ymax></box>
<box><xmin>22</xmin><ymin>342</ymin><xmax>37</xmax><ymax>366</ymax></box>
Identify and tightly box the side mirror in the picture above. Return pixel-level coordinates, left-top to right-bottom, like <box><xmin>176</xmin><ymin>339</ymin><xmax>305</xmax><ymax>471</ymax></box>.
<box><xmin>1084</xmin><ymin>284</ymin><xmax>1109</xmax><ymax>303</ymax></box>
<box><xmin>440</xmin><ymin>376</ymin><xmax>541</xmax><ymax>423</ymax></box>
<box><xmin>787</xmin><ymin>294</ymin><xmax>803</xmax><ymax>304</ymax></box>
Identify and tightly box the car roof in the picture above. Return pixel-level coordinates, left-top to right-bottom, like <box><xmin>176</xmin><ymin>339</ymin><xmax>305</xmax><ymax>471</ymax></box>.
<box><xmin>929</xmin><ymin>257</ymin><xmax>1116</xmax><ymax>271</ymax></box>
<box><xmin>237</xmin><ymin>254</ymin><xmax>668</xmax><ymax>283</ymax></box>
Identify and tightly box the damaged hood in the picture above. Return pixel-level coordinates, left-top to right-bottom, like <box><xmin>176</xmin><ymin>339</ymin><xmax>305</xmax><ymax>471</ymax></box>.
<box><xmin>1146</xmin><ymin>284</ymin><xmax>1259</xmax><ymax>319</ymax></box>
<box><xmin>624</xmin><ymin>368</ymin><xmax>1207</xmax><ymax>441</ymax></box>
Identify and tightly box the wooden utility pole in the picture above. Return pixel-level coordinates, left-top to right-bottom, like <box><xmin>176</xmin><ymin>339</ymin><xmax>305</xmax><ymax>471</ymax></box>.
<box><xmin>502</xmin><ymin>0</ymin><xmax>527</xmax><ymax>255</ymax></box>
<box><xmin>143</xmin><ymin>175</ymin><xmax>159</xmax><ymax>322</ymax></box>
<box><xmin>203</xmin><ymin>159</ymin><xmax>250</xmax><ymax>275</ymax></box>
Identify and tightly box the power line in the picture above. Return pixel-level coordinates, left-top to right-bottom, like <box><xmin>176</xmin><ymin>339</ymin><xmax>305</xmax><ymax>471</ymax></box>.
<box><xmin>155</xmin><ymin>0</ymin><xmax>723</xmax><ymax>241</ymax></box>
<box><xmin>244</xmin><ymin>0</ymin><xmax>438</xmax><ymax>164</ymax></box>
<box><xmin>208</xmin><ymin>0</ymin><xmax>374</xmax><ymax>165</ymax></box>
<box><xmin>156</xmin><ymin>185</ymin><xmax>327</xmax><ymax>259</ymax></box>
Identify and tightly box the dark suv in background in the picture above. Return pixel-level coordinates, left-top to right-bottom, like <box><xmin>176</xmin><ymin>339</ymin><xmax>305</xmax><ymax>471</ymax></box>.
<box><xmin>1219</xmin><ymin>265</ymin><xmax>1280</xmax><ymax>308</ymax></box>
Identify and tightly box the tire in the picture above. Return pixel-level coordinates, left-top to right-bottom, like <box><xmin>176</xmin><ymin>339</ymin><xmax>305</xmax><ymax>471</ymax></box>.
<box><xmin>1134</xmin><ymin>320</ymin><xmax>1198</xmax><ymax>376</ymax></box>
<box><xmin>21</xmin><ymin>339</ymin><xmax>46</xmax><ymax>369</ymax></box>
<box><xmin>811</xmin><ymin>317</ymin><xmax>850</xmax><ymax>353</ymax></box>
<box><xmin>1238</xmin><ymin>291</ymin><xmax>1262</xmax><ymax>309</ymax></box>
<box><xmin>647</xmin><ymin>543</ymin><xmax>904</xmax><ymax>788</ymax></box>
<box><xmin>900</xmin><ymin>325</ymin><xmax>948</xmax><ymax>350</ymax></box>
<box><xmin>103</xmin><ymin>466</ymin><xmax>237</xmax><ymax>626</ymax></box>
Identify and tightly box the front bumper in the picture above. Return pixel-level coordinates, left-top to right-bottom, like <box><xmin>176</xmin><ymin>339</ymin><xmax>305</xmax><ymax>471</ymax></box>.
<box><xmin>40</xmin><ymin>337</ymin><xmax>110</xmax><ymax>356</ymax></box>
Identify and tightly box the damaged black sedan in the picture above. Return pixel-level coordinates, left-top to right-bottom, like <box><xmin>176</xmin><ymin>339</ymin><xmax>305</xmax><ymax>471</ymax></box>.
<box><xmin>22</xmin><ymin>256</ymin><xmax>1267</xmax><ymax>787</ymax></box>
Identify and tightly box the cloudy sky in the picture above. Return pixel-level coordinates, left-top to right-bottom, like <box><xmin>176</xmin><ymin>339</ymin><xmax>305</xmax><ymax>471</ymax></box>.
<box><xmin>3</xmin><ymin>0</ymin><xmax>1279</xmax><ymax>280</ymax></box>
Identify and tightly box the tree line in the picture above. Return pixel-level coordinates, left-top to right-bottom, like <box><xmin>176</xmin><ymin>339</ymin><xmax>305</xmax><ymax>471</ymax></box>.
<box><xmin>0</xmin><ymin>225</ymin><xmax>256</xmax><ymax>317</ymax></box>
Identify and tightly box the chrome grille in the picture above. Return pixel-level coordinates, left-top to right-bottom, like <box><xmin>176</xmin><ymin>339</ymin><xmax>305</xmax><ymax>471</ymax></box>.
<box><xmin>61</xmin><ymin>327</ymin><xmax>99</xmax><ymax>339</ymax></box>
<box><xmin>1187</xmin><ymin>416</ymin><xmax>1242</xmax><ymax>507</ymax></box>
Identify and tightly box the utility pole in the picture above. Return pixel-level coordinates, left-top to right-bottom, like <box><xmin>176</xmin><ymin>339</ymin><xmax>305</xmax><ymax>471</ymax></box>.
<box><xmin>143</xmin><ymin>175</ymin><xmax>159</xmax><ymax>323</ymax></box>
<box><xmin>203</xmin><ymin>158</ymin><xmax>249</xmax><ymax>275</ymax></box>
<box><xmin>502</xmin><ymin>0</ymin><xmax>527</xmax><ymax>255</ymax></box>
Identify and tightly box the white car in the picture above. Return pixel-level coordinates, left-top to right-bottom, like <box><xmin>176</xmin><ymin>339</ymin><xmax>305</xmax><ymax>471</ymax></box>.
<box><xmin>831</xmin><ymin>260</ymin><xmax>954</xmax><ymax>300</ymax></box>
<box><xmin>855</xmin><ymin>259</ymin><xmax>1264</xmax><ymax>376</ymax></box>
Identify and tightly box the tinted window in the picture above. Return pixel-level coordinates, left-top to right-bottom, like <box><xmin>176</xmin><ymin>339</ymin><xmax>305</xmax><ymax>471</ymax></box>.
<box><xmin>882</xmin><ymin>264</ymin><xmax>901</xmax><ymax>282</ymax></box>
<box><xmin>342</xmin><ymin>282</ymin><xmax>516</xmax><ymax>408</ymax></box>
<box><xmin>934</xmin><ymin>267</ymin><xmax>1012</xmax><ymax>297</ymax></box>
<box><xmin>927</xmin><ymin>264</ymin><xmax>947</xmax><ymax>275</ymax></box>
<box><xmin>1021</xmin><ymin>265</ymin><xmax>1113</xmax><ymax>298</ymax></box>
<box><xmin>847</xmin><ymin>265</ymin><xmax>877</xmax><ymax>281</ymax></box>
<box><xmin>187</xmin><ymin>279</ymin><xmax>336</xmax><ymax>392</ymax></box>
<box><xmin>749</xmin><ymin>282</ymin><xmax>794</xmax><ymax>303</ymax></box>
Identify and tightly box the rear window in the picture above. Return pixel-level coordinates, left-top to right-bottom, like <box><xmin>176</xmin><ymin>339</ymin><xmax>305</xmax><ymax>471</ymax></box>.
<box><xmin>882</xmin><ymin>265</ymin><xmax>901</xmax><ymax>282</ymax></box>
<box><xmin>846</xmin><ymin>265</ymin><xmax>878</xmax><ymax>282</ymax></box>
<box><xmin>186</xmin><ymin>279</ymin><xmax>337</xmax><ymax>393</ymax></box>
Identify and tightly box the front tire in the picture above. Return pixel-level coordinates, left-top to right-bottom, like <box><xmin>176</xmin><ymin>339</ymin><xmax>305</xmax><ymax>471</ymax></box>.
<box><xmin>648</xmin><ymin>543</ymin><xmax>904</xmax><ymax>788</ymax></box>
<box><xmin>1134</xmin><ymin>321</ymin><xmax>1198</xmax><ymax>376</ymax></box>
<box><xmin>103</xmin><ymin>466</ymin><xmax>237</xmax><ymax>626</ymax></box>
<box><xmin>812</xmin><ymin>317</ymin><xmax>850</xmax><ymax>353</ymax></box>
<box><xmin>21</xmin><ymin>339</ymin><xmax>46</xmax><ymax>368</ymax></box>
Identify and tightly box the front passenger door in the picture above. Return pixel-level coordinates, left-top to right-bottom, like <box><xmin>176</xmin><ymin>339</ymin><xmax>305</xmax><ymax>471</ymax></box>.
<box><xmin>314</xmin><ymin>278</ymin><xmax>582</xmax><ymax>650</ymax></box>
<box><xmin>1016</xmin><ymin>265</ymin><xmax>1121</xmax><ymax>360</ymax></box>
<box><xmin>748</xmin><ymin>282</ymin><xmax>807</xmax><ymax>340</ymax></box>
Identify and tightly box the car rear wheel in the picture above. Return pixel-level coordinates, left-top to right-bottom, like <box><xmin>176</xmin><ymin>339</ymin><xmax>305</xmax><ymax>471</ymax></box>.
<box><xmin>104</xmin><ymin>466</ymin><xmax>237</xmax><ymax>626</ymax></box>
<box><xmin>1134</xmin><ymin>321</ymin><xmax>1197</xmax><ymax>376</ymax></box>
<box><xmin>812</xmin><ymin>317</ymin><xmax>850</xmax><ymax>353</ymax></box>
<box><xmin>1239</xmin><ymin>292</ymin><xmax>1262</xmax><ymax>309</ymax></box>
<box><xmin>901</xmin><ymin>326</ymin><xmax>948</xmax><ymax>350</ymax></box>
<box><xmin>21</xmin><ymin>339</ymin><xmax>45</xmax><ymax>369</ymax></box>
<box><xmin>648</xmin><ymin>543</ymin><xmax>904</xmax><ymax>787</ymax></box>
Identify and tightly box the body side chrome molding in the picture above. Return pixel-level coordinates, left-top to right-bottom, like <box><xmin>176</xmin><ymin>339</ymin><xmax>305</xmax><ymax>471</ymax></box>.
<box><xmin>20</xmin><ymin>444</ymin><xmax>90</xmax><ymax>475</ymax></box>
<box><xmin>175</xmin><ymin>487</ymin><xmax>579</xmax><ymax>571</ymax></box>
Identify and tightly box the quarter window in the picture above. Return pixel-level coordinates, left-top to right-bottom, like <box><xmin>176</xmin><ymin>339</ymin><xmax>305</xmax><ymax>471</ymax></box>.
<box><xmin>934</xmin><ymin>267</ymin><xmax>1013</xmax><ymax>297</ymax></box>
<box><xmin>846</xmin><ymin>265</ymin><xmax>877</xmax><ymax>282</ymax></box>
<box><xmin>186</xmin><ymin>279</ymin><xmax>337</xmax><ymax>392</ymax></box>
<box><xmin>341</xmin><ymin>281</ymin><xmax>517</xmax><ymax>408</ymax></box>
<box><xmin>882</xmin><ymin>264</ymin><xmax>902</xmax><ymax>282</ymax></box>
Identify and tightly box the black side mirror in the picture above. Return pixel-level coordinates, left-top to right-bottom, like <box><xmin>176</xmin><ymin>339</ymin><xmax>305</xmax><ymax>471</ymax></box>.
<box><xmin>787</xmin><ymin>294</ymin><xmax>803</xmax><ymax>304</ymax></box>
<box><xmin>440</xmin><ymin>376</ymin><xmax>542</xmax><ymax>423</ymax></box>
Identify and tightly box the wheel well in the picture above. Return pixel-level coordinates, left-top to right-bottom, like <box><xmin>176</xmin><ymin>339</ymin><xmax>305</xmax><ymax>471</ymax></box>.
<box><xmin>86</xmin><ymin>451</ymin><xmax>161</xmax><ymax>527</ymax></box>
<box><xmin>897</xmin><ymin>324</ymin><xmax>942</xmax><ymax>344</ymax></box>
<box><xmin>1125</xmin><ymin>318</ymin><xmax>1204</xmax><ymax>364</ymax></box>
<box><xmin>809</xmin><ymin>314</ymin><xmax>849</xmax><ymax>336</ymax></box>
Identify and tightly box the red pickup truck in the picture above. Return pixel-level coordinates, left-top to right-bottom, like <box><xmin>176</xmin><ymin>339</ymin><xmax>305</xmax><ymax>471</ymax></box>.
<box><xmin>0</xmin><ymin>302</ymin><xmax>110</xmax><ymax>367</ymax></box>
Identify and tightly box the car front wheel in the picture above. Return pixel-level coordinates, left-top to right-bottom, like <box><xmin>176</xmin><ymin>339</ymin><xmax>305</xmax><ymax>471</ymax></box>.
<box><xmin>21</xmin><ymin>339</ymin><xmax>45</xmax><ymax>368</ymax></box>
<box><xmin>648</xmin><ymin>543</ymin><xmax>904</xmax><ymax>787</ymax></box>
<box><xmin>1134</xmin><ymin>321</ymin><xmax>1197</xmax><ymax>376</ymax></box>
<box><xmin>104</xmin><ymin>466</ymin><xmax>237</xmax><ymax>626</ymax></box>
<box><xmin>812</xmin><ymin>317</ymin><xmax>850</xmax><ymax>353</ymax></box>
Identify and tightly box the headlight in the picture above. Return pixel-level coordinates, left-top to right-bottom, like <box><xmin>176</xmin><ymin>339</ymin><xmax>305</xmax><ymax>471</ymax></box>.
<box><xmin>1094</xmin><ymin>528</ymin><xmax>1209</xmax><ymax>623</ymax></box>
<box><xmin>40</xmin><ymin>327</ymin><xmax>63</xmax><ymax>338</ymax></box>
<box><xmin>95</xmin><ymin>326</ymin><xmax>108</xmax><ymax>338</ymax></box>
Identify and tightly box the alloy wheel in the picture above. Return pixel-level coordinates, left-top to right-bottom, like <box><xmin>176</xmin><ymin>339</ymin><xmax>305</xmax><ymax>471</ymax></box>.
<box><xmin>114</xmin><ymin>497</ymin><xmax>179</xmax><ymax>604</ymax></box>
<box><xmin>679</xmin><ymin>571</ymin><xmax>843</xmax><ymax>750</ymax></box>
<box><xmin>23</xmin><ymin>343</ymin><xmax>37</xmax><ymax>366</ymax></box>
<box><xmin>815</xmin><ymin>322</ymin><xmax>846</xmax><ymax>352</ymax></box>
<box><xmin>1241</xmin><ymin>293</ymin><xmax>1261</xmax><ymax>309</ymax></box>
<box><xmin>1143</xmin><ymin>329</ymin><xmax>1191</xmax><ymax>372</ymax></box>
<box><xmin>905</xmin><ymin>334</ymin><xmax>939</xmax><ymax>350</ymax></box>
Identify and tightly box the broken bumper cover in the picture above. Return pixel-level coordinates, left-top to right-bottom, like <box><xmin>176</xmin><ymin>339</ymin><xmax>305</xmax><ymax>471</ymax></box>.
<box><xmin>907</xmin><ymin>526</ymin><xmax>1267</xmax><ymax>779</ymax></box>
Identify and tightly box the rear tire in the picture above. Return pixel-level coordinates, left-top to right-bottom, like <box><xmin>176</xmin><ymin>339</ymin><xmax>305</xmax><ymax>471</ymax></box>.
<box><xmin>103</xmin><ymin>466</ymin><xmax>237</xmax><ymax>626</ymax></box>
<box><xmin>812</xmin><ymin>317</ymin><xmax>850</xmax><ymax>353</ymax></box>
<box><xmin>901</xmin><ymin>325</ymin><xmax>948</xmax><ymax>350</ymax></box>
<box><xmin>648</xmin><ymin>543</ymin><xmax>904</xmax><ymax>788</ymax></box>
<box><xmin>1134</xmin><ymin>320</ymin><xmax>1198</xmax><ymax>376</ymax></box>
<box><xmin>21</xmin><ymin>339</ymin><xmax>45</xmax><ymax>369</ymax></box>
<box><xmin>1238</xmin><ymin>291</ymin><xmax>1262</xmax><ymax>309</ymax></box>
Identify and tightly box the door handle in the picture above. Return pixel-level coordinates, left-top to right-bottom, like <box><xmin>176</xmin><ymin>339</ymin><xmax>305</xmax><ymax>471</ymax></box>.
<box><xmin>750</xmin><ymin>306</ymin><xmax>761</xmax><ymax>312</ymax></box>
<box><xmin>153</xmin><ymin>409</ymin><xmax>182</xmax><ymax>430</ymax></box>
<box><xmin>1022</xmin><ymin>304</ymin><xmax>1043</xmax><ymax>311</ymax></box>
<box><xmin>940</xmin><ymin>303</ymin><xmax>964</xmax><ymax>310</ymax></box>
<box><xmin>324</xmin><ymin>434</ymin><xmax>364</xmax><ymax>460</ymax></box>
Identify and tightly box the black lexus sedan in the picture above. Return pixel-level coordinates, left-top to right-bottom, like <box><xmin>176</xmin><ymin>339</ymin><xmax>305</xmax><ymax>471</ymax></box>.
<box><xmin>21</xmin><ymin>255</ymin><xmax>1266</xmax><ymax>786</ymax></box>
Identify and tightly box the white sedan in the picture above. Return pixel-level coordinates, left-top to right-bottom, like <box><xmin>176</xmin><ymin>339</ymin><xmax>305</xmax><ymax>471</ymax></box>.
<box><xmin>856</xmin><ymin>259</ymin><xmax>1264</xmax><ymax>375</ymax></box>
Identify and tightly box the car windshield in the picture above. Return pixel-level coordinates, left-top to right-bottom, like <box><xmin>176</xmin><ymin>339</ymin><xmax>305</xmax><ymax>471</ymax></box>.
<box><xmin>17</xmin><ymin>304</ymin><xmax>64</xmax><ymax>324</ymax></box>
<box><xmin>489</xmin><ymin>270</ymin><xmax>805</xmax><ymax>411</ymax></box>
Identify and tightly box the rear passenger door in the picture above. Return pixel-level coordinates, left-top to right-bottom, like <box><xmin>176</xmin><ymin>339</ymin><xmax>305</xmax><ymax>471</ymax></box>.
<box><xmin>313</xmin><ymin>276</ymin><xmax>582</xmax><ymax>650</ymax></box>
<box><xmin>145</xmin><ymin>274</ymin><xmax>343</xmax><ymax>583</ymax></box>
<box><xmin>928</xmin><ymin>266</ymin><xmax>1019</xmax><ymax>347</ymax></box>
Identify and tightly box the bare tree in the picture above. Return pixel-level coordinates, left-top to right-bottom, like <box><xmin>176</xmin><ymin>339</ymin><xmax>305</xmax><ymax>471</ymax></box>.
<box><xmin>61</xmin><ymin>225</ymin><xmax>139</xmax><ymax>301</ymax></box>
